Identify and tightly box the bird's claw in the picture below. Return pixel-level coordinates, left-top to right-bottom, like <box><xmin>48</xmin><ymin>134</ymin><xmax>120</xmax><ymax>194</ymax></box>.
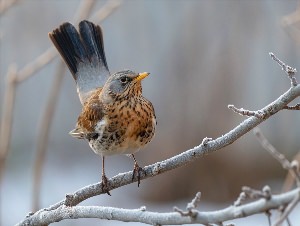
<box><xmin>101</xmin><ymin>174</ymin><xmax>111</xmax><ymax>196</ymax></box>
<box><xmin>132</xmin><ymin>163</ymin><xmax>145</xmax><ymax>187</ymax></box>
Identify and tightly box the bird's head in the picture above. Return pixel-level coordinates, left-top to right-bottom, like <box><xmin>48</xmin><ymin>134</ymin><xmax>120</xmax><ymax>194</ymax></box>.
<box><xmin>101</xmin><ymin>70</ymin><xmax>149</xmax><ymax>102</ymax></box>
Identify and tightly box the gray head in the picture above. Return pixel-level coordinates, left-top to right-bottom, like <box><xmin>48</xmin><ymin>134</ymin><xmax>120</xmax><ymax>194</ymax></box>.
<box><xmin>102</xmin><ymin>70</ymin><xmax>150</xmax><ymax>101</ymax></box>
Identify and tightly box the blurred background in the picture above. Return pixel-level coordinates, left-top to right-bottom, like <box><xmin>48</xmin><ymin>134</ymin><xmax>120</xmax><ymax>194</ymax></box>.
<box><xmin>1</xmin><ymin>0</ymin><xmax>300</xmax><ymax>225</ymax></box>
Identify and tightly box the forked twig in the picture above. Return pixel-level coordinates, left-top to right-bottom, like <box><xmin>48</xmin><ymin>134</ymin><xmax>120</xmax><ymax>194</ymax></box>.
<box><xmin>174</xmin><ymin>192</ymin><xmax>201</xmax><ymax>217</ymax></box>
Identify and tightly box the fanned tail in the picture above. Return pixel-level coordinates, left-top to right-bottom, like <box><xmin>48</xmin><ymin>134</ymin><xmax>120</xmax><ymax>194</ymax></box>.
<box><xmin>49</xmin><ymin>20</ymin><xmax>110</xmax><ymax>104</ymax></box>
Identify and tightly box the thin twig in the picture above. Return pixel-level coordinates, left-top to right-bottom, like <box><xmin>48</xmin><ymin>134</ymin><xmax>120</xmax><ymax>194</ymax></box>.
<box><xmin>174</xmin><ymin>192</ymin><xmax>201</xmax><ymax>217</ymax></box>
<box><xmin>273</xmin><ymin>191</ymin><xmax>300</xmax><ymax>226</ymax></box>
<box><xmin>32</xmin><ymin>62</ymin><xmax>66</xmax><ymax>211</ymax></box>
<box><xmin>282</xmin><ymin>152</ymin><xmax>300</xmax><ymax>192</ymax></box>
<box><xmin>0</xmin><ymin>64</ymin><xmax>17</xmax><ymax>181</ymax></box>
<box><xmin>228</xmin><ymin>105</ymin><xmax>264</xmax><ymax>118</ymax></box>
<box><xmin>254</xmin><ymin>128</ymin><xmax>300</xmax><ymax>187</ymax></box>
<box><xmin>265</xmin><ymin>210</ymin><xmax>272</xmax><ymax>226</ymax></box>
<box><xmin>242</xmin><ymin>186</ymin><xmax>272</xmax><ymax>200</ymax></box>
<box><xmin>269</xmin><ymin>52</ymin><xmax>298</xmax><ymax>86</ymax></box>
<box><xmin>15</xmin><ymin>48</ymin><xmax>57</xmax><ymax>83</ymax></box>
<box><xmin>234</xmin><ymin>192</ymin><xmax>247</xmax><ymax>206</ymax></box>
<box><xmin>90</xmin><ymin>0</ymin><xmax>122</xmax><ymax>22</ymax></box>
<box><xmin>73</xmin><ymin>0</ymin><xmax>95</xmax><ymax>23</ymax></box>
<box><xmin>0</xmin><ymin>0</ymin><xmax>21</xmax><ymax>15</ymax></box>
<box><xmin>283</xmin><ymin>103</ymin><xmax>300</xmax><ymax>110</ymax></box>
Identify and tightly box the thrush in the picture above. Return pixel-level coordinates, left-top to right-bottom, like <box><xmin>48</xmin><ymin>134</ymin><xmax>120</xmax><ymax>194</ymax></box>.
<box><xmin>49</xmin><ymin>20</ymin><xmax>156</xmax><ymax>195</ymax></box>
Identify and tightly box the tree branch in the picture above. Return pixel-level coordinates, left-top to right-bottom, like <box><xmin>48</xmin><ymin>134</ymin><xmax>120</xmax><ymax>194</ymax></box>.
<box><xmin>45</xmin><ymin>83</ymin><xmax>300</xmax><ymax>209</ymax></box>
<box><xmin>16</xmin><ymin>188</ymin><xmax>300</xmax><ymax>225</ymax></box>
<box><xmin>17</xmin><ymin>53</ymin><xmax>300</xmax><ymax>225</ymax></box>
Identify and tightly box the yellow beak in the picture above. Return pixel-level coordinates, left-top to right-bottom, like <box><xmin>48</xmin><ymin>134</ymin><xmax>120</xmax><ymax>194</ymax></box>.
<box><xmin>135</xmin><ymin>72</ymin><xmax>150</xmax><ymax>81</ymax></box>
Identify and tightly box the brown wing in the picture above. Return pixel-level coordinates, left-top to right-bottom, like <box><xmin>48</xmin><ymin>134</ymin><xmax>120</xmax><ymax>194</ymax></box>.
<box><xmin>69</xmin><ymin>89</ymin><xmax>104</xmax><ymax>139</ymax></box>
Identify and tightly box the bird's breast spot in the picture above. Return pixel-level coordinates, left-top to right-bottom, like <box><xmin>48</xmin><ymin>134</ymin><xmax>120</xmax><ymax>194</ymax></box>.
<box><xmin>95</xmin><ymin>118</ymin><xmax>107</xmax><ymax>133</ymax></box>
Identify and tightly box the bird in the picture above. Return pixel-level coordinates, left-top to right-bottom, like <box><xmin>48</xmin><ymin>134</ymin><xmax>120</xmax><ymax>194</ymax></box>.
<box><xmin>48</xmin><ymin>20</ymin><xmax>156</xmax><ymax>195</ymax></box>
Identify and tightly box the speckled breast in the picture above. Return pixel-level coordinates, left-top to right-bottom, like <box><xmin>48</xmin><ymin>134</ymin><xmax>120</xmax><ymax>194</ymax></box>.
<box><xmin>89</xmin><ymin>97</ymin><xmax>156</xmax><ymax>156</ymax></box>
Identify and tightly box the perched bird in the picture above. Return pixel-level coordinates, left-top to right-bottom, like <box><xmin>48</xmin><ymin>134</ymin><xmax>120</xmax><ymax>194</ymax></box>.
<box><xmin>49</xmin><ymin>20</ymin><xmax>156</xmax><ymax>194</ymax></box>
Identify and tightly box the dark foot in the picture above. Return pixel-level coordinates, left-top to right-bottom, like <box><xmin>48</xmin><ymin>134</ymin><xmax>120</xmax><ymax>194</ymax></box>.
<box><xmin>132</xmin><ymin>163</ymin><xmax>146</xmax><ymax>187</ymax></box>
<box><xmin>101</xmin><ymin>174</ymin><xmax>111</xmax><ymax>196</ymax></box>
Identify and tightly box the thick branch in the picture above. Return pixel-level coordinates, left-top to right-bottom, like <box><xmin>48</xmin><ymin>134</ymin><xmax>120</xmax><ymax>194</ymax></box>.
<box><xmin>17</xmin><ymin>188</ymin><xmax>300</xmax><ymax>225</ymax></box>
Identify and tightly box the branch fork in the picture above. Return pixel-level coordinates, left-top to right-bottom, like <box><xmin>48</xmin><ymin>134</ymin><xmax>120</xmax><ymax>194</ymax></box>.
<box><xmin>174</xmin><ymin>192</ymin><xmax>201</xmax><ymax>217</ymax></box>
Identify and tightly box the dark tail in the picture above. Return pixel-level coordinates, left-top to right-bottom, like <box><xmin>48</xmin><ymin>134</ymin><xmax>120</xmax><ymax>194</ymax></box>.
<box><xmin>49</xmin><ymin>20</ymin><xmax>109</xmax><ymax>80</ymax></box>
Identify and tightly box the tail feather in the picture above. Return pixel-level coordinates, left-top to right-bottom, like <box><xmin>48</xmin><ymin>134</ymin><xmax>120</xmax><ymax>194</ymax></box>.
<box><xmin>49</xmin><ymin>20</ymin><xmax>110</xmax><ymax>104</ymax></box>
<box><xmin>79</xmin><ymin>20</ymin><xmax>108</xmax><ymax>69</ymax></box>
<box><xmin>49</xmin><ymin>22</ymin><xmax>87</xmax><ymax>78</ymax></box>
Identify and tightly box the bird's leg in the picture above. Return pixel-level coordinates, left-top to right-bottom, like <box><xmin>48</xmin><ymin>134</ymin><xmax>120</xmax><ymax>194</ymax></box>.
<box><xmin>101</xmin><ymin>156</ymin><xmax>111</xmax><ymax>195</ymax></box>
<box><xmin>131</xmin><ymin>154</ymin><xmax>145</xmax><ymax>187</ymax></box>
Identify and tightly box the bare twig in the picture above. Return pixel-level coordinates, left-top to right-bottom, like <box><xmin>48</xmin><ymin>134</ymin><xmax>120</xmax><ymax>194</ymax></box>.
<box><xmin>234</xmin><ymin>191</ymin><xmax>247</xmax><ymax>206</ymax></box>
<box><xmin>265</xmin><ymin>210</ymin><xmax>272</xmax><ymax>226</ymax></box>
<box><xmin>234</xmin><ymin>186</ymin><xmax>272</xmax><ymax>206</ymax></box>
<box><xmin>254</xmin><ymin>128</ymin><xmax>300</xmax><ymax>224</ymax></box>
<box><xmin>269</xmin><ymin>52</ymin><xmax>298</xmax><ymax>86</ymax></box>
<box><xmin>15</xmin><ymin>48</ymin><xmax>57</xmax><ymax>83</ymax></box>
<box><xmin>281</xmin><ymin>4</ymin><xmax>300</xmax><ymax>45</ymax></box>
<box><xmin>242</xmin><ymin>185</ymin><xmax>272</xmax><ymax>200</ymax></box>
<box><xmin>16</xmin><ymin>188</ymin><xmax>300</xmax><ymax>225</ymax></box>
<box><xmin>254</xmin><ymin>128</ymin><xmax>300</xmax><ymax>187</ymax></box>
<box><xmin>0</xmin><ymin>64</ymin><xmax>17</xmax><ymax>181</ymax></box>
<box><xmin>72</xmin><ymin>0</ymin><xmax>95</xmax><ymax>23</ymax></box>
<box><xmin>228</xmin><ymin>105</ymin><xmax>264</xmax><ymax>118</ymax></box>
<box><xmin>273</xmin><ymin>191</ymin><xmax>300</xmax><ymax>226</ymax></box>
<box><xmin>282</xmin><ymin>152</ymin><xmax>300</xmax><ymax>192</ymax></box>
<box><xmin>0</xmin><ymin>0</ymin><xmax>21</xmax><ymax>15</ymax></box>
<box><xmin>174</xmin><ymin>192</ymin><xmax>201</xmax><ymax>217</ymax></box>
<box><xmin>283</xmin><ymin>103</ymin><xmax>300</xmax><ymax>110</ymax></box>
<box><xmin>32</xmin><ymin>62</ymin><xmax>66</xmax><ymax>211</ymax></box>
<box><xmin>90</xmin><ymin>0</ymin><xmax>122</xmax><ymax>22</ymax></box>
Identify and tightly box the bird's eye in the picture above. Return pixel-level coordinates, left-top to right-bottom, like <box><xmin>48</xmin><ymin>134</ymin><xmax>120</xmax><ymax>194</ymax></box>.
<box><xmin>120</xmin><ymin>77</ymin><xmax>128</xmax><ymax>84</ymax></box>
